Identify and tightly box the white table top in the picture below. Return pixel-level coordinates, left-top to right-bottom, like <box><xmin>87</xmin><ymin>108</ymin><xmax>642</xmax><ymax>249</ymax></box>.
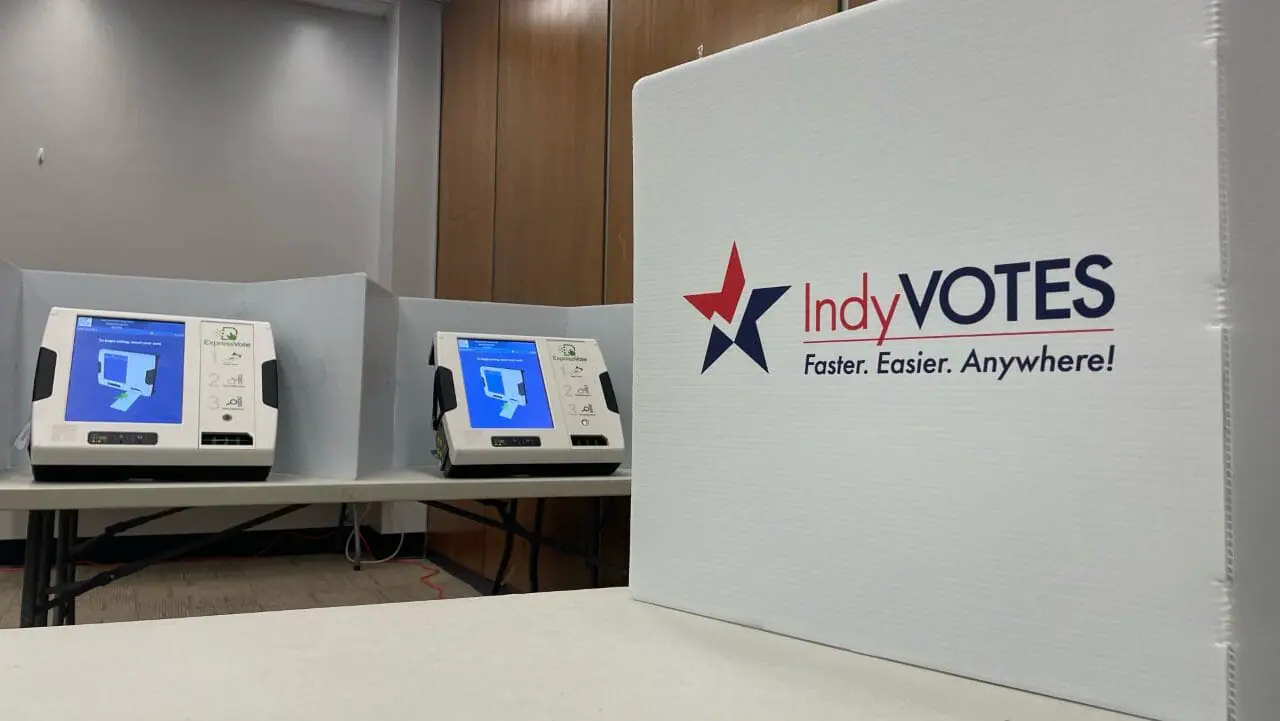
<box><xmin>0</xmin><ymin>588</ymin><xmax>1134</xmax><ymax>721</ymax></box>
<box><xmin>0</xmin><ymin>466</ymin><xmax>630</xmax><ymax>510</ymax></box>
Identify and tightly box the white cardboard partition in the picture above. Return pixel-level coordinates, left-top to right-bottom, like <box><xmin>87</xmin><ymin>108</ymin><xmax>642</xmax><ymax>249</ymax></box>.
<box><xmin>1220</xmin><ymin>3</ymin><xmax>1280</xmax><ymax>719</ymax></box>
<box><xmin>629</xmin><ymin>1</ymin><xmax>1276</xmax><ymax>720</ymax></box>
<box><xmin>356</xmin><ymin>280</ymin><xmax>400</xmax><ymax>479</ymax></box>
<box><xmin>241</xmin><ymin>274</ymin><xmax>385</xmax><ymax>480</ymax></box>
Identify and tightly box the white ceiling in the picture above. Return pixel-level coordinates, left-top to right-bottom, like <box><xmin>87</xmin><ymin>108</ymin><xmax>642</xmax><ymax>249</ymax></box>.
<box><xmin>292</xmin><ymin>0</ymin><xmax>398</xmax><ymax>18</ymax></box>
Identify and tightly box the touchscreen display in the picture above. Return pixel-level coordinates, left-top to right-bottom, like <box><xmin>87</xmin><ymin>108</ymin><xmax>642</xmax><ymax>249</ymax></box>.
<box><xmin>457</xmin><ymin>338</ymin><xmax>553</xmax><ymax>429</ymax></box>
<box><xmin>65</xmin><ymin>315</ymin><xmax>186</xmax><ymax>424</ymax></box>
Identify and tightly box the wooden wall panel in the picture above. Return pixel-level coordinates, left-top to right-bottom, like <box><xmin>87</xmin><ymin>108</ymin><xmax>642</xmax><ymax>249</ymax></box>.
<box><xmin>436</xmin><ymin>0</ymin><xmax>501</xmax><ymax>301</ymax></box>
<box><xmin>427</xmin><ymin>501</ymin><xmax>499</xmax><ymax>587</ymax></box>
<box><xmin>603</xmin><ymin>0</ymin><xmax>706</xmax><ymax>304</ymax></box>
<box><xmin>493</xmin><ymin>497</ymin><xmax>595</xmax><ymax>593</ymax></box>
<box><xmin>492</xmin><ymin>0</ymin><xmax>610</xmax><ymax>306</ymax></box>
<box><xmin>433</xmin><ymin>0</ymin><xmax>848</xmax><ymax>591</ymax></box>
<box><xmin>702</xmin><ymin>0</ymin><xmax>836</xmax><ymax>55</ymax></box>
<box><xmin>432</xmin><ymin>0</ymin><xmax>504</xmax><ymax>578</ymax></box>
<box><xmin>603</xmin><ymin>0</ymin><xmax>839</xmax><ymax>303</ymax></box>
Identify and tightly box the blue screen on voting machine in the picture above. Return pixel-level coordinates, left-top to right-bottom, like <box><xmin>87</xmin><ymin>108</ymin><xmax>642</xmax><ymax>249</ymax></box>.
<box><xmin>65</xmin><ymin>316</ymin><xmax>186</xmax><ymax>424</ymax></box>
<box><xmin>457</xmin><ymin>338</ymin><xmax>553</xmax><ymax>430</ymax></box>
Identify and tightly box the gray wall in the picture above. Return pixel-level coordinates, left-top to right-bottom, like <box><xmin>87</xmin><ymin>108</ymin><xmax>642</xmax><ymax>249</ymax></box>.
<box><xmin>0</xmin><ymin>0</ymin><xmax>405</xmax><ymax>283</ymax></box>
<box><xmin>0</xmin><ymin>260</ymin><xmax>21</xmax><ymax>468</ymax></box>
<box><xmin>383</xmin><ymin>0</ymin><xmax>443</xmax><ymax>297</ymax></box>
<box><xmin>377</xmin><ymin>2</ymin><xmax>403</xmax><ymax>286</ymax></box>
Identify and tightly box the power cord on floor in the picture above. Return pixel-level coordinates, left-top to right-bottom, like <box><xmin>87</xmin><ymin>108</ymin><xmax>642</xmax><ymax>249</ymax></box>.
<box><xmin>389</xmin><ymin>559</ymin><xmax>446</xmax><ymax>599</ymax></box>
<box><xmin>343</xmin><ymin>502</ymin><xmax>406</xmax><ymax>566</ymax></box>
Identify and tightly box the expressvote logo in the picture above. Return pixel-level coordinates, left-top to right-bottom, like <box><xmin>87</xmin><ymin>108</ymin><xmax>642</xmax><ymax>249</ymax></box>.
<box><xmin>685</xmin><ymin>244</ymin><xmax>1116</xmax><ymax>374</ymax></box>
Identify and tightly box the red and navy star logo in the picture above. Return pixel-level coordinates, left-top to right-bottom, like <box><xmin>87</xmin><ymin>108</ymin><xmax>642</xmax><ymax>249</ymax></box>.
<box><xmin>684</xmin><ymin>243</ymin><xmax>790</xmax><ymax>373</ymax></box>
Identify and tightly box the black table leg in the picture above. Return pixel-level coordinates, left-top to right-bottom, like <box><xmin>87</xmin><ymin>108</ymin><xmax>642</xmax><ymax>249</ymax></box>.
<box><xmin>52</xmin><ymin>510</ymin><xmax>79</xmax><ymax>626</ymax></box>
<box><xmin>23</xmin><ymin>510</ymin><xmax>56</xmax><ymax>628</ymax></box>
<box><xmin>589</xmin><ymin>498</ymin><xmax>604</xmax><ymax>588</ymax></box>
<box><xmin>490</xmin><ymin>500</ymin><xmax>517</xmax><ymax>596</ymax></box>
<box><xmin>19</xmin><ymin>510</ymin><xmax>47</xmax><ymax>628</ymax></box>
<box><xmin>36</xmin><ymin>510</ymin><xmax>55</xmax><ymax>627</ymax></box>
<box><xmin>65</xmin><ymin>510</ymin><xmax>79</xmax><ymax>625</ymax></box>
<box><xmin>51</xmin><ymin>511</ymin><xmax>69</xmax><ymax>625</ymax></box>
<box><xmin>528</xmin><ymin>499</ymin><xmax>545</xmax><ymax>593</ymax></box>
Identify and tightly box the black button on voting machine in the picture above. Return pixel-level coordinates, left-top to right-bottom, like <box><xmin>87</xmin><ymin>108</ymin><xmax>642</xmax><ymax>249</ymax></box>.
<box><xmin>88</xmin><ymin>431</ymin><xmax>159</xmax><ymax>446</ymax></box>
<box><xmin>491</xmin><ymin>436</ymin><xmax>541</xmax><ymax>448</ymax></box>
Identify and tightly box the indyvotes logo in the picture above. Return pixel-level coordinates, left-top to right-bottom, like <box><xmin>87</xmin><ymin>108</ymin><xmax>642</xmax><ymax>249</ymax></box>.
<box><xmin>686</xmin><ymin>243</ymin><xmax>1120</xmax><ymax>382</ymax></box>
<box><xmin>684</xmin><ymin>243</ymin><xmax>790</xmax><ymax>373</ymax></box>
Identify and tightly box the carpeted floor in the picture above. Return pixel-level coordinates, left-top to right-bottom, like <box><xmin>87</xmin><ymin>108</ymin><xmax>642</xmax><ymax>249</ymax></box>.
<box><xmin>0</xmin><ymin>555</ymin><xmax>480</xmax><ymax>628</ymax></box>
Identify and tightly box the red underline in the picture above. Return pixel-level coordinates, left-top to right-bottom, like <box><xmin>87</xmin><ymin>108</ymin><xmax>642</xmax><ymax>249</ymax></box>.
<box><xmin>801</xmin><ymin>327</ymin><xmax>1115</xmax><ymax>345</ymax></box>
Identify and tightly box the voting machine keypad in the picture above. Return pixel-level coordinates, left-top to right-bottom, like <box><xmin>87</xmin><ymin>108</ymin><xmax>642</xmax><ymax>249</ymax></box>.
<box><xmin>88</xmin><ymin>431</ymin><xmax>159</xmax><ymax>446</ymax></box>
